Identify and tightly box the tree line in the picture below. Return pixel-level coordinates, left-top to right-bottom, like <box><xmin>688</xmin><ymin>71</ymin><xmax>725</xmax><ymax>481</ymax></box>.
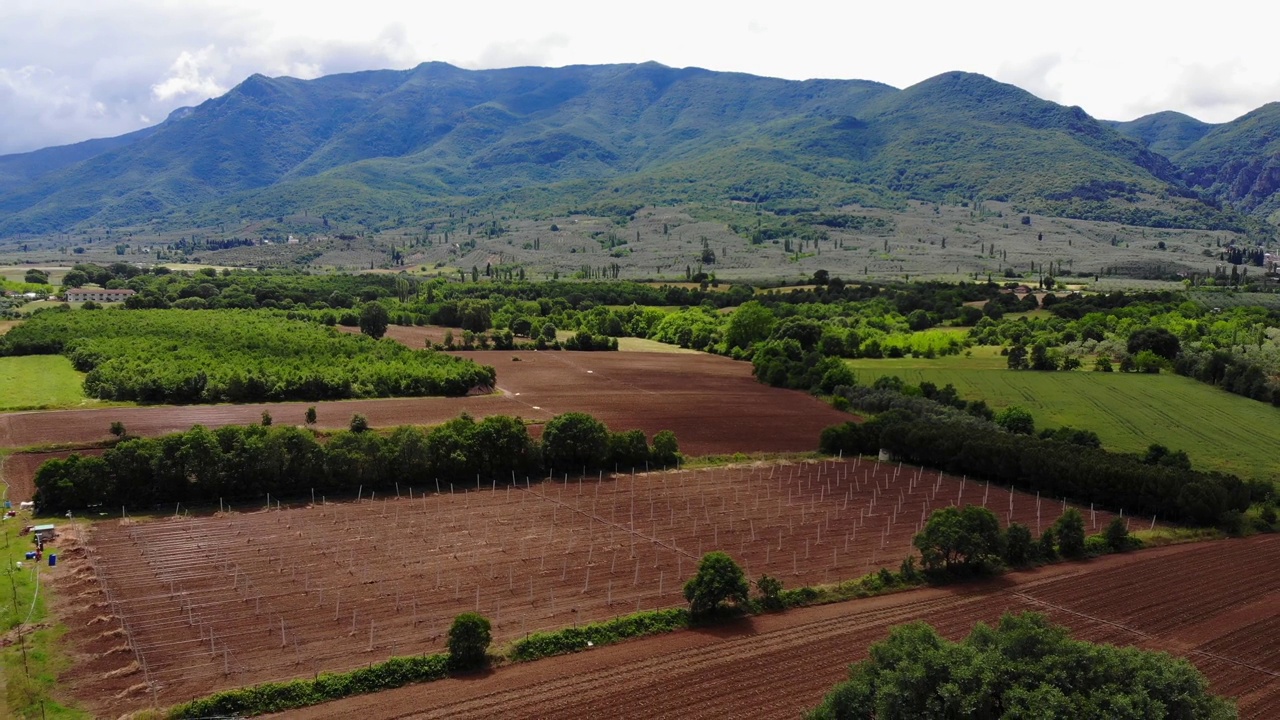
<box><xmin>819</xmin><ymin>412</ymin><xmax>1260</xmax><ymax>528</ymax></box>
<box><xmin>33</xmin><ymin>412</ymin><xmax>679</xmax><ymax>513</ymax></box>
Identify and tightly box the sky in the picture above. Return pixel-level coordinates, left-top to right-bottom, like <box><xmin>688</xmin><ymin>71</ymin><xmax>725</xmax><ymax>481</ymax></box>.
<box><xmin>1</xmin><ymin>0</ymin><xmax>1277</xmax><ymax>155</ymax></box>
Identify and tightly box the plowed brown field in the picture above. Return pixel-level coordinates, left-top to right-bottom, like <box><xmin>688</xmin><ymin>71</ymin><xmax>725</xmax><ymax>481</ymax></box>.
<box><xmin>276</xmin><ymin>536</ymin><xmax>1280</xmax><ymax>720</ymax></box>
<box><xmin>56</xmin><ymin>459</ymin><xmax>1149</xmax><ymax>716</ymax></box>
<box><xmin>1</xmin><ymin>448</ymin><xmax>104</xmax><ymax>502</ymax></box>
<box><xmin>0</xmin><ymin>351</ymin><xmax>848</xmax><ymax>460</ymax></box>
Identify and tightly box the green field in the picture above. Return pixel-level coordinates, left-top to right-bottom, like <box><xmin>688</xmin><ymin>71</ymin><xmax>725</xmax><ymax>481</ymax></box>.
<box><xmin>0</xmin><ymin>356</ymin><xmax>97</xmax><ymax>411</ymax></box>
<box><xmin>847</xmin><ymin>351</ymin><xmax>1280</xmax><ymax>481</ymax></box>
<box><xmin>615</xmin><ymin>337</ymin><xmax>701</xmax><ymax>353</ymax></box>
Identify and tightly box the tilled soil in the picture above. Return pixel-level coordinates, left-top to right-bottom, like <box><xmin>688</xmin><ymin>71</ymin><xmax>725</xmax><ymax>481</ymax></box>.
<box><xmin>274</xmin><ymin>535</ymin><xmax>1280</xmax><ymax>720</ymax></box>
<box><xmin>58</xmin><ymin>459</ymin><xmax>1149</xmax><ymax>716</ymax></box>
<box><xmin>0</xmin><ymin>351</ymin><xmax>848</xmax><ymax>460</ymax></box>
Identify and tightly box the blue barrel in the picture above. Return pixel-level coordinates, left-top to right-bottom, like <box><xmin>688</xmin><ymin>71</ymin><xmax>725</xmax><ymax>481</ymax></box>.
<box><xmin>48</xmin><ymin>554</ymin><xmax>56</xmax><ymax>567</ymax></box>
<box><xmin>24</xmin><ymin>551</ymin><xmax>35</xmax><ymax>560</ymax></box>
<box><xmin>3</xmin><ymin>500</ymin><xmax>10</xmax><ymax>509</ymax></box>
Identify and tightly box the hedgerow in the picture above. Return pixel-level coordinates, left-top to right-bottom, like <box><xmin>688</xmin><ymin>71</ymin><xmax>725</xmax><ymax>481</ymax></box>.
<box><xmin>168</xmin><ymin>653</ymin><xmax>449</xmax><ymax>718</ymax></box>
<box><xmin>508</xmin><ymin>608</ymin><xmax>690</xmax><ymax>662</ymax></box>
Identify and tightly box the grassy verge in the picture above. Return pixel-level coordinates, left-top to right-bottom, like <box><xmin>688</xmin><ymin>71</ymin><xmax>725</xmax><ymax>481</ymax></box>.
<box><xmin>0</xmin><ymin>512</ymin><xmax>86</xmax><ymax>718</ymax></box>
<box><xmin>614</xmin><ymin>337</ymin><xmax>701</xmax><ymax>353</ymax></box>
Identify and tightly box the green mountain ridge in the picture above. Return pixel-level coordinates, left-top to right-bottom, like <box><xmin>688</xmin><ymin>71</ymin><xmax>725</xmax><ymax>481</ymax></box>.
<box><xmin>0</xmin><ymin>62</ymin><xmax>1276</xmax><ymax>236</ymax></box>
<box><xmin>1106</xmin><ymin>111</ymin><xmax>1213</xmax><ymax>157</ymax></box>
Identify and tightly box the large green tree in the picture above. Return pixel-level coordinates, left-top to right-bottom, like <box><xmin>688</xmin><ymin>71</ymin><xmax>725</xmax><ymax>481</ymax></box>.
<box><xmin>723</xmin><ymin>301</ymin><xmax>776</xmax><ymax>351</ymax></box>
<box><xmin>807</xmin><ymin>612</ymin><xmax>1235</xmax><ymax>720</ymax></box>
<box><xmin>912</xmin><ymin>505</ymin><xmax>1003</xmax><ymax>573</ymax></box>
<box><xmin>359</xmin><ymin>301</ymin><xmax>390</xmax><ymax>339</ymax></box>
<box><xmin>541</xmin><ymin>412</ymin><xmax>609</xmax><ymax>471</ymax></box>
<box><xmin>683</xmin><ymin>551</ymin><xmax>750</xmax><ymax>618</ymax></box>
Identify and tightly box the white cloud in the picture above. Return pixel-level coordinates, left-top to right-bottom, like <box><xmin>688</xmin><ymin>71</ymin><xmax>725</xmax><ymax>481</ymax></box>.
<box><xmin>466</xmin><ymin>34</ymin><xmax>571</xmax><ymax>71</ymax></box>
<box><xmin>152</xmin><ymin>47</ymin><xmax>227</xmax><ymax>102</ymax></box>
<box><xmin>0</xmin><ymin>0</ymin><xmax>1277</xmax><ymax>154</ymax></box>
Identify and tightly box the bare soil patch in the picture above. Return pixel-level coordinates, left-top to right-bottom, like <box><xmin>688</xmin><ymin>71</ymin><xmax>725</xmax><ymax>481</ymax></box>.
<box><xmin>335</xmin><ymin>324</ymin><xmax>451</xmax><ymax>347</ymax></box>
<box><xmin>59</xmin><ymin>459</ymin><xmax>1142</xmax><ymax>716</ymax></box>
<box><xmin>2</xmin><ymin>448</ymin><xmax>105</xmax><ymax>502</ymax></box>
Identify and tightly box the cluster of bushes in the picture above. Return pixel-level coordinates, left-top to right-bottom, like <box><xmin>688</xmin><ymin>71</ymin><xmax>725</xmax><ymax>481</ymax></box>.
<box><xmin>0</xmin><ymin>308</ymin><xmax>494</xmax><ymax>403</ymax></box>
<box><xmin>509</xmin><ymin>609</ymin><xmax>689</xmax><ymax>662</ymax></box>
<box><xmin>169</xmin><ymin>653</ymin><xmax>450</xmax><ymax>718</ymax></box>
<box><xmin>33</xmin><ymin>412</ymin><xmax>680</xmax><ymax>513</ymax></box>
<box><xmin>806</xmin><ymin>611</ymin><xmax>1236</xmax><ymax>720</ymax></box>
<box><xmin>913</xmin><ymin>504</ymin><xmax>1139</xmax><ymax>578</ymax></box>
<box><xmin>819</xmin><ymin>413</ymin><xmax>1260</xmax><ymax>528</ymax></box>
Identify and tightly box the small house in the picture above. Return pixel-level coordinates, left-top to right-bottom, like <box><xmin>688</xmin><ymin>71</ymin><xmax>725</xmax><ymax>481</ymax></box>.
<box><xmin>30</xmin><ymin>524</ymin><xmax>56</xmax><ymax>542</ymax></box>
<box><xmin>65</xmin><ymin>288</ymin><xmax>136</xmax><ymax>303</ymax></box>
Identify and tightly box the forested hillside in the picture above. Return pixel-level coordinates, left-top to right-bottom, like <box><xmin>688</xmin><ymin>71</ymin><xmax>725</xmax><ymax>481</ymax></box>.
<box><xmin>2</xmin><ymin>63</ymin><xmax>1273</xmax><ymax>237</ymax></box>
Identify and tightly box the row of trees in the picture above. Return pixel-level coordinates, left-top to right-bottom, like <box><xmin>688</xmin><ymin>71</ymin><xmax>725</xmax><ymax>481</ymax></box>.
<box><xmin>912</xmin><ymin>504</ymin><xmax>1134</xmax><ymax>575</ymax></box>
<box><xmin>819</xmin><ymin>413</ymin><xmax>1260</xmax><ymax>527</ymax></box>
<box><xmin>33</xmin><ymin>412</ymin><xmax>680</xmax><ymax>513</ymax></box>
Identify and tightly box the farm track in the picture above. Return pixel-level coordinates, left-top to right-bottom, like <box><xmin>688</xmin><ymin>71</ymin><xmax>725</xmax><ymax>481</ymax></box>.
<box><xmin>277</xmin><ymin>535</ymin><xmax>1280</xmax><ymax>720</ymax></box>
<box><xmin>0</xmin><ymin>350</ymin><xmax>850</xmax><ymax>501</ymax></box>
<box><xmin>55</xmin><ymin>458</ymin><xmax>1145</xmax><ymax>716</ymax></box>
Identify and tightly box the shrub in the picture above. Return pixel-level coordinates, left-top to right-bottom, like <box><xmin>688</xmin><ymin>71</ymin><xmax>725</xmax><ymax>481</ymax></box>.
<box><xmin>652</xmin><ymin>429</ymin><xmax>680</xmax><ymax>466</ymax></box>
<box><xmin>508</xmin><ymin>609</ymin><xmax>688</xmax><ymax>662</ymax></box>
<box><xmin>1084</xmin><ymin>534</ymin><xmax>1110</xmax><ymax>556</ymax></box>
<box><xmin>1104</xmin><ymin>515</ymin><xmax>1133</xmax><ymax>552</ymax></box>
<box><xmin>1054</xmin><ymin>509</ymin><xmax>1087</xmax><ymax>559</ymax></box>
<box><xmin>447</xmin><ymin>613</ymin><xmax>492</xmax><ymax>671</ymax></box>
<box><xmin>1003</xmin><ymin>522</ymin><xmax>1034</xmax><ymax>566</ymax></box>
<box><xmin>756</xmin><ymin>574</ymin><xmax>784</xmax><ymax>611</ymax></box>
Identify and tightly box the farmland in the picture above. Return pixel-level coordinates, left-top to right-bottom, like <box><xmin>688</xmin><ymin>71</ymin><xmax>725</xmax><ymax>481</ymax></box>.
<box><xmin>847</xmin><ymin>352</ymin><xmax>1280</xmax><ymax>480</ymax></box>
<box><xmin>280</xmin><ymin>534</ymin><xmax>1280</xmax><ymax>720</ymax></box>
<box><xmin>57</xmin><ymin>458</ymin><xmax>1136</xmax><ymax>715</ymax></box>
<box><xmin>0</xmin><ymin>310</ymin><xmax>494</xmax><ymax>403</ymax></box>
<box><xmin>0</xmin><ymin>351</ymin><xmax>850</xmax><ymax>501</ymax></box>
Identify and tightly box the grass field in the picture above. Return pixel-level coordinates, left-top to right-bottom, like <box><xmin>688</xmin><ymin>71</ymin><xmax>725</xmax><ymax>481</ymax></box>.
<box><xmin>848</xmin><ymin>350</ymin><xmax>1280</xmax><ymax>481</ymax></box>
<box><xmin>614</xmin><ymin>337</ymin><xmax>700</xmax><ymax>353</ymax></box>
<box><xmin>0</xmin><ymin>356</ymin><xmax>98</xmax><ymax>411</ymax></box>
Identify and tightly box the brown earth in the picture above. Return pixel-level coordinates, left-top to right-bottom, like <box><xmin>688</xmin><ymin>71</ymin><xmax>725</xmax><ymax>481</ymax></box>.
<box><xmin>276</xmin><ymin>535</ymin><xmax>1280</xmax><ymax>720</ymax></box>
<box><xmin>1</xmin><ymin>449</ymin><xmax>105</xmax><ymax>503</ymax></box>
<box><xmin>0</xmin><ymin>351</ymin><xmax>848</xmax><ymax>458</ymax></box>
<box><xmin>55</xmin><ymin>459</ymin><xmax>1149</xmax><ymax>716</ymax></box>
<box><xmin>335</xmin><ymin>324</ymin><xmax>451</xmax><ymax>347</ymax></box>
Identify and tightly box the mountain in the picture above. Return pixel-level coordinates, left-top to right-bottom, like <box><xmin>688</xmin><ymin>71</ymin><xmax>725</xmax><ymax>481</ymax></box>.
<box><xmin>1106</xmin><ymin>111</ymin><xmax>1213</xmax><ymax>157</ymax></box>
<box><xmin>0</xmin><ymin>62</ymin><xmax>1269</xmax><ymax>236</ymax></box>
<box><xmin>1173</xmin><ymin>103</ymin><xmax>1280</xmax><ymax>219</ymax></box>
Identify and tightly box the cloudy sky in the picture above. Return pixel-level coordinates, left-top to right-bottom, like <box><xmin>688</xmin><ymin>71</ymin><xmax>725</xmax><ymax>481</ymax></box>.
<box><xmin>1</xmin><ymin>0</ymin><xmax>1277</xmax><ymax>155</ymax></box>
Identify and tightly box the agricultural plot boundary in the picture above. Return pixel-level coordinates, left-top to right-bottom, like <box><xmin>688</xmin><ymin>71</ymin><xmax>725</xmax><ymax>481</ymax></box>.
<box><xmin>64</xmin><ymin>459</ymin><xmax>1137</xmax><ymax>715</ymax></box>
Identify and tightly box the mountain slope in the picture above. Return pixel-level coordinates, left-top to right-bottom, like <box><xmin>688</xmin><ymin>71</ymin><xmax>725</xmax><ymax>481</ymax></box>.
<box><xmin>1174</xmin><ymin>103</ymin><xmax>1280</xmax><ymax>218</ymax></box>
<box><xmin>0</xmin><ymin>63</ymin><xmax>1260</xmax><ymax>236</ymax></box>
<box><xmin>1106</xmin><ymin>111</ymin><xmax>1213</xmax><ymax>157</ymax></box>
<box><xmin>0</xmin><ymin>124</ymin><xmax>161</xmax><ymax>195</ymax></box>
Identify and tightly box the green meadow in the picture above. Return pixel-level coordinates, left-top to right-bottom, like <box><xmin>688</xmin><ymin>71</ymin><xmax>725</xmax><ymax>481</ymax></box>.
<box><xmin>847</xmin><ymin>349</ymin><xmax>1280</xmax><ymax>481</ymax></box>
<box><xmin>0</xmin><ymin>356</ymin><xmax>96</xmax><ymax>411</ymax></box>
